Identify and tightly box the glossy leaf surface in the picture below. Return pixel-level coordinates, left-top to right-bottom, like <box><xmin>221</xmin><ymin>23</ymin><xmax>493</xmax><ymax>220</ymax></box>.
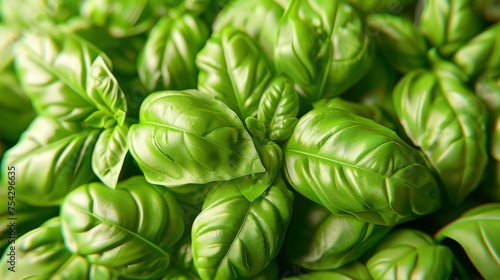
<box><xmin>419</xmin><ymin>0</ymin><xmax>484</xmax><ymax>56</ymax></box>
<box><xmin>367</xmin><ymin>229</ymin><xmax>453</xmax><ymax>280</ymax></box>
<box><xmin>129</xmin><ymin>90</ymin><xmax>265</xmax><ymax>186</ymax></box>
<box><xmin>197</xmin><ymin>27</ymin><xmax>274</xmax><ymax>120</ymax></box>
<box><xmin>393</xmin><ymin>68</ymin><xmax>488</xmax><ymax>203</ymax></box>
<box><xmin>138</xmin><ymin>13</ymin><xmax>209</xmax><ymax>91</ymax></box>
<box><xmin>0</xmin><ymin>218</ymin><xmax>114</xmax><ymax>280</ymax></box>
<box><xmin>274</xmin><ymin>0</ymin><xmax>372</xmax><ymax>101</ymax></box>
<box><xmin>61</xmin><ymin>176</ymin><xmax>185</xmax><ymax>279</ymax></box>
<box><xmin>284</xmin><ymin>108</ymin><xmax>441</xmax><ymax>225</ymax></box>
<box><xmin>1</xmin><ymin>117</ymin><xmax>99</xmax><ymax>206</ymax></box>
<box><xmin>192</xmin><ymin>179</ymin><xmax>293</xmax><ymax>280</ymax></box>
<box><xmin>15</xmin><ymin>30</ymin><xmax>127</xmax><ymax>125</ymax></box>
<box><xmin>436</xmin><ymin>203</ymin><xmax>500</xmax><ymax>279</ymax></box>
<box><xmin>367</xmin><ymin>13</ymin><xmax>428</xmax><ymax>73</ymax></box>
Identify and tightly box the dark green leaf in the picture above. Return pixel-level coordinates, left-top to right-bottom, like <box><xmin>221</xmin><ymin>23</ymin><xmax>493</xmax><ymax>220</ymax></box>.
<box><xmin>286</xmin><ymin>196</ymin><xmax>392</xmax><ymax>270</ymax></box>
<box><xmin>283</xmin><ymin>262</ymin><xmax>371</xmax><ymax>280</ymax></box>
<box><xmin>419</xmin><ymin>0</ymin><xmax>485</xmax><ymax>56</ymax></box>
<box><xmin>284</xmin><ymin>108</ymin><xmax>441</xmax><ymax>225</ymax></box>
<box><xmin>367</xmin><ymin>13</ymin><xmax>428</xmax><ymax>73</ymax></box>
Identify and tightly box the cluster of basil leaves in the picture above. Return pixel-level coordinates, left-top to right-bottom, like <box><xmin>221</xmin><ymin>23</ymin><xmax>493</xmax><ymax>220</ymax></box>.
<box><xmin>0</xmin><ymin>0</ymin><xmax>499</xmax><ymax>279</ymax></box>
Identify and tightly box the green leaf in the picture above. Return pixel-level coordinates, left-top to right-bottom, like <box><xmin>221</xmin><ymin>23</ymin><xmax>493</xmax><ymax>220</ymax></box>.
<box><xmin>61</xmin><ymin>176</ymin><xmax>185</xmax><ymax>279</ymax></box>
<box><xmin>251</xmin><ymin>260</ymin><xmax>279</xmax><ymax>280</ymax></box>
<box><xmin>284</xmin><ymin>108</ymin><xmax>441</xmax><ymax>226</ymax></box>
<box><xmin>197</xmin><ymin>26</ymin><xmax>274</xmax><ymax>120</ymax></box>
<box><xmin>366</xmin><ymin>13</ymin><xmax>428</xmax><ymax>74</ymax></box>
<box><xmin>436</xmin><ymin>203</ymin><xmax>500</xmax><ymax>279</ymax></box>
<box><xmin>192</xmin><ymin>178</ymin><xmax>294</xmax><ymax>280</ymax></box>
<box><xmin>1</xmin><ymin>0</ymin><xmax>79</xmax><ymax>27</ymax></box>
<box><xmin>367</xmin><ymin>229</ymin><xmax>453</xmax><ymax>280</ymax></box>
<box><xmin>283</xmin><ymin>262</ymin><xmax>371</xmax><ymax>280</ymax></box>
<box><xmin>138</xmin><ymin>13</ymin><xmax>209</xmax><ymax>91</ymax></box>
<box><xmin>453</xmin><ymin>22</ymin><xmax>500</xmax><ymax>78</ymax></box>
<box><xmin>274</xmin><ymin>0</ymin><xmax>373</xmax><ymax>101</ymax></box>
<box><xmin>235</xmin><ymin>141</ymin><xmax>283</xmax><ymax>202</ymax></box>
<box><xmin>92</xmin><ymin>123</ymin><xmax>129</xmax><ymax>189</ymax></box>
<box><xmin>476</xmin><ymin>75</ymin><xmax>500</xmax><ymax>162</ymax></box>
<box><xmin>419</xmin><ymin>0</ymin><xmax>485</xmax><ymax>57</ymax></box>
<box><xmin>392</xmin><ymin>68</ymin><xmax>488</xmax><ymax>204</ymax></box>
<box><xmin>1</xmin><ymin>117</ymin><xmax>99</xmax><ymax>206</ymax></box>
<box><xmin>128</xmin><ymin>90</ymin><xmax>265</xmax><ymax>186</ymax></box>
<box><xmin>473</xmin><ymin>0</ymin><xmax>500</xmax><ymax>22</ymax></box>
<box><xmin>0</xmin><ymin>218</ymin><xmax>115</xmax><ymax>280</ymax></box>
<box><xmin>15</xmin><ymin>29</ymin><xmax>127</xmax><ymax>124</ymax></box>
<box><xmin>286</xmin><ymin>195</ymin><xmax>392</xmax><ymax>270</ymax></box>
<box><xmin>213</xmin><ymin>0</ymin><xmax>285</xmax><ymax>60</ymax></box>
<box><xmin>257</xmin><ymin>75</ymin><xmax>299</xmax><ymax>141</ymax></box>
<box><xmin>0</xmin><ymin>70</ymin><xmax>36</xmax><ymax>143</ymax></box>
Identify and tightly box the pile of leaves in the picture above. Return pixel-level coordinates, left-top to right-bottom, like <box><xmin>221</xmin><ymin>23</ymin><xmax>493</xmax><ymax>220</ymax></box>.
<box><xmin>0</xmin><ymin>0</ymin><xmax>499</xmax><ymax>279</ymax></box>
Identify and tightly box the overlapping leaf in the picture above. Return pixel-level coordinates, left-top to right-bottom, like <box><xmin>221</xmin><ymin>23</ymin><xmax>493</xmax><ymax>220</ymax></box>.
<box><xmin>128</xmin><ymin>90</ymin><xmax>265</xmax><ymax>186</ymax></box>
<box><xmin>284</xmin><ymin>108</ymin><xmax>441</xmax><ymax>225</ymax></box>
<box><xmin>61</xmin><ymin>176</ymin><xmax>185</xmax><ymax>279</ymax></box>
<box><xmin>192</xmin><ymin>179</ymin><xmax>293</xmax><ymax>280</ymax></box>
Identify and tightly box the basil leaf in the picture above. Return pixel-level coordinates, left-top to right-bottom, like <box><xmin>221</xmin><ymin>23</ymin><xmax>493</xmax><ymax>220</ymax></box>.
<box><xmin>367</xmin><ymin>229</ymin><xmax>453</xmax><ymax>280</ymax></box>
<box><xmin>0</xmin><ymin>71</ymin><xmax>36</xmax><ymax>143</ymax></box>
<box><xmin>274</xmin><ymin>0</ymin><xmax>372</xmax><ymax>101</ymax></box>
<box><xmin>0</xmin><ymin>218</ymin><xmax>114</xmax><ymax>280</ymax></box>
<box><xmin>61</xmin><ymin>176</ymin><xmax>185</xmax><ymax>279</ymax></box>
<box><xmin>367</xmin><ymin>13</ymin><xmax>428</xmax><ymax>74</ymax></box>
<box><xmin>476</xmin><ymin>75</ymin><xmax>500</xmax><ymax>162</ymax></box>
<box><xmin>92</xmin><ymin>123</ymin><xmax>129</xmax><ymax>189</ymax></box>
<box><xmin>435</xmin><ymin>203</ymin><xmax>500</xmax><ymax>279</ymax></box>
<box><xmin>128</xmin><ymin>90</ymin><xmax>265</xmax><ymax>186</ymax></box>
<box><xmin>284</xmin><ymin>108</ymin><xmax>441</xmax><ymax>226</ymax></box>
<box><xmin>251</xmin><ymin>260</ymin><xmax>279</xmax><ymax>280</ymax></box>
<box><xmin>1</xmin><ymin>0</ymin><xmax>78</xmax><ymax>27</ymax></box>
<box><xmin>419</xmin><ymin>0</ymin><xmax>485</xmax><ymax>57</ymax></box>
<box><xmin>392</xmin><ymin>68</ymin><xmax>488</xmax><ymax>204</ymax></box>
<box><xmin>1</xmin><ymin>117</ymin><xmax>99</xmax><ymax>206</ymax></box>
<box><xmin>283</xmin><ymin>262</ymin><xmax>371</xmax><ymax>280</ymax></box>
<box><xmin>286</xmin><ymin>195</ymin><xmax>392</xmax><ymax>270</ymax></box>
<box><xmin>15</xmin><ymin>30</ymin><xmax>127</xmax><ymax>125</ymax></box>
<box><xmin>235</xmin><ymin>141</ymin><xmax>283</xmax><ymax>202</ymax></box>
<box><xmin>192</xmin><ymin>178</ymin><xmax>293</xmax><ymax>280</ymax></box>
<box><xmin>213</xmin><ymin>0</ymin><xmax>285</xmax><ymax>60</ymax></box>
<box><xmin>138</xmin><ymin>13</ymin><xmax>209</xmax><ymax>92</ymax></box>
<box><xmin>257</xmin><ymin>75</ymin><xmax>299</xmax><ymax>141</ymax></box>
<box><xmin>453</xmin><ymin>22</ymin><xmax>500</xmax><ymax>78</ymax></box>
<box><xmin>197</xmin><ymin>27</ymin><xmax>274</xmax><ymax>120</ymax></box>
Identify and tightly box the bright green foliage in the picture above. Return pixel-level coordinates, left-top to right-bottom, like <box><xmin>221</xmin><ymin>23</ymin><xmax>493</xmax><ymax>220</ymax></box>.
<box><xmin>192</xmin><ymin>179</ymin><xmax>293</xmax><ymax>280</ymax></box>
<box><xmin>61</xmin><ymin>176</ymin><xmax>185</xmax><ymax>279</ymax></box>
<box><xmin>286</xmin><ymin>195</ymin><xmax>392</xmax><ymax>270</ymax></box>
<box><xmin>284</xmin><ymin>107</ymin><xmax>441</xmax><ymax>225</ymax></box>
<box><xmin>138</xmin><ymin>13</ymin><xmax>209</xmax><ymax>91</ymax></box>
<box><xmin>128</xmin><ymin>90</ymin><xmax>265</xmax><ymax>186</ymax></box>
<box><xmin>436</xmin><ymin>203</ymin><xmax>500</xmax><ymax>279</ymax></box>
<box><xmin>284</xmin><ymin>262</ymin><xmax>371</xmax><ymax>280</ymax></box>
<box><xmin>367</xmin><ymin>229</ymin><xmax>453</xmax><ymax>280</ymax></box>
<box><xmin>393</xmin><ymin>65</ymin><xmax>488</xmax><ymax>204</ymax></box>
<box><xmin>274</xmin><ymin>0</ymin><xmax>373</xmax><ymax>101</ymax></box>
